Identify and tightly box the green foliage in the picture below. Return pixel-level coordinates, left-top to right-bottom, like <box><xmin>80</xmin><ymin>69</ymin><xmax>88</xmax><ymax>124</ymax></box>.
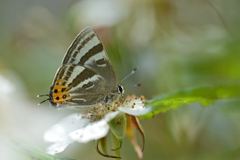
<box><xmin>108</xmin><ymin>112</ymin><xmax>126</xmax><ymax>150</ymax></box>
<box><xmin>141</xmin><ymin>84</ymin><xmax>240</xmax><ymax>119</ymax></box>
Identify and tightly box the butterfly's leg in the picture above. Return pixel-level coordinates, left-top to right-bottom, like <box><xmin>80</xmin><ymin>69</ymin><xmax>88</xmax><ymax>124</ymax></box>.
<box><xmin>120</xmin><ymin>93</ymin><xmax>124</xmax><ymax>102</ymax></box>
<box><xmin>102</xmin><ymin>95</ymin><xmax>110</xmax><ymax>110</ymax></box>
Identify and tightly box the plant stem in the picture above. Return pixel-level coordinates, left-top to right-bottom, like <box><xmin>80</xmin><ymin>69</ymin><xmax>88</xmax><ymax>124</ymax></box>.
<box><xmin>112</xmin><ymin>133</ymin><xmax>121</xmax><ymax>160</ymax></box>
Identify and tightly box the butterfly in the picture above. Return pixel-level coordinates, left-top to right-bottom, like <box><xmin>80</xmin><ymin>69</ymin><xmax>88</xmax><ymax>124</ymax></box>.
<box><xmin>38</xmin><ymin>26</ymin><xmax>126</xmax><ymax>109</ymax></box>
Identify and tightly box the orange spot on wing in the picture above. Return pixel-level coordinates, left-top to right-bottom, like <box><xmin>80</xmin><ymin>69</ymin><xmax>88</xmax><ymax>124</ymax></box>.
<box><xmin>51</xmin><ymin>79</ymin><xmax>71</xmax><ymax>104</ymax></box>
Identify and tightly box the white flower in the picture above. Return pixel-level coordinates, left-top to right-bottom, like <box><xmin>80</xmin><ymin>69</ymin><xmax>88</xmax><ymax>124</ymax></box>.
<box><xmin>44</xmin><ymin>113</ymin><xmax>90</xmax><ymax>155</ymax></box>
<box><xmin>118</xmin><ymin>97</ymin><xmax>151</xmax><ymax>116</ymax></box>
<box><xmin>44</xmin><ymin>111</ymin><xmax>119</xmax><ymax>155</ymax></box>
<box><xmin>69</xmin><ymin>111</ymin><xmax>119</xmax><ymax>143</ymax></box>
<box><xmin>44</xmin><ymin>95</ymin><xmax>151</xmax><ymax>155</ymax></box>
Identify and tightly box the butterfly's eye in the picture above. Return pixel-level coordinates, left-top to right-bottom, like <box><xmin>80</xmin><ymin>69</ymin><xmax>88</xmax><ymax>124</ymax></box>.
<box><xmin>117</xmin><ymin>85</ymin><xmax>124</xmax><ymax>94</ymax></box>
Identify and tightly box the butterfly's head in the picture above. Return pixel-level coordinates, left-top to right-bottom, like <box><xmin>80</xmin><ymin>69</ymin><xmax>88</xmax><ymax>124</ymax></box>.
<box><xmin>117</xmin><ymin>84</ymin><xmax>124</xmax><ymax>95</ymax></box>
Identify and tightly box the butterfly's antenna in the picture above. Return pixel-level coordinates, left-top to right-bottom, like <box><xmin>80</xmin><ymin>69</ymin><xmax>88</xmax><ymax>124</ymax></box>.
<box><xmin>120</xmin><ymin>67</ymin><xmax>139</xmax><ymax>83</ymax></box>
<box><xmin>37</xmin><ymin>94</ymin><xmax>49</xmax><ymax>97</ymax></box>
<box><xmin>121</xmin><ymin>83</ymin><xmax>143</xmax><ymax>87</ymax></box>
<box><xmin>38</xmin><ymin>98</ymin><xmax>50</xmax><ymax>105</ymax></box>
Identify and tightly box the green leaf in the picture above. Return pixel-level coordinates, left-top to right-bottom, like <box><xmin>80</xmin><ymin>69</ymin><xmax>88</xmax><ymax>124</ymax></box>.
<box><xmin>14</xmin><ymin>141</ymin><xmax>75</xmax><ymax>160</ymax></box>
<box><xmin>95</xmin><ymin>137</ymin><xmax>107</xmax><ymax>155</ymax></box>
<box><xmin>140</xmin><ymin>84</ymin><xmax>240</xmax><ymax>119</ymax></box>
<box><xmin>108</xmin><ymin>112</ymin><xmax>126</xmax><ymax>150</ymax></box>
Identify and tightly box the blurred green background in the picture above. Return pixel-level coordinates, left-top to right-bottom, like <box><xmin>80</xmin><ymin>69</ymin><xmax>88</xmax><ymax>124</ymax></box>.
<box><xmin>0</xmin><ymin>0</ymin><xmax>240</xmax><ymax>159</ymax></box>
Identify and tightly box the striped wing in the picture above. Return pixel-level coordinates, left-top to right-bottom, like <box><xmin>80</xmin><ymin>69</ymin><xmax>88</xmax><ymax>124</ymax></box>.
<box><xmin>50</xmin><ymin>64</ymin><xmax>108</xmax><ymax>109</ymax></box>
<box><xmin>62</xmin><ymin>26</ymin><xmax>118</xmax><ymax>92</ymax></box>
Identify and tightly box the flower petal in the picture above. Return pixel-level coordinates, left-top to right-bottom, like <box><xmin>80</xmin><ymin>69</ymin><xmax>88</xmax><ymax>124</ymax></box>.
<box><xmin>69</xmin><ymin>119</ymin><xmax>109</xmax><ymax>143</ymax></box>
<box><xmin>119</xmin><ymin>98</ymin><xmax>151</xmax><ymax>116</ymax></box>
<box><xmin>104</xmin><ymin>111</ymin><xmax>120</xmax><ymax>121</ymax></box>
<box><xmin>119</xmin><ymin>106</ymin><xmax>151</xmax><ymax>116</ymax></box>
<box><xmin>45</xmin><ymin>141</ymin><xmax>70</xmax><ymax>155</ymax></box>
<box><xmin>69</xmin><ymin>111</ymin><xmax>119</xmax><ymax>143</ymax></box>
<box><xmin>44</xmin><ymin>113</ymin><xmax>90</xmax><ymax>155</ymax></box>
